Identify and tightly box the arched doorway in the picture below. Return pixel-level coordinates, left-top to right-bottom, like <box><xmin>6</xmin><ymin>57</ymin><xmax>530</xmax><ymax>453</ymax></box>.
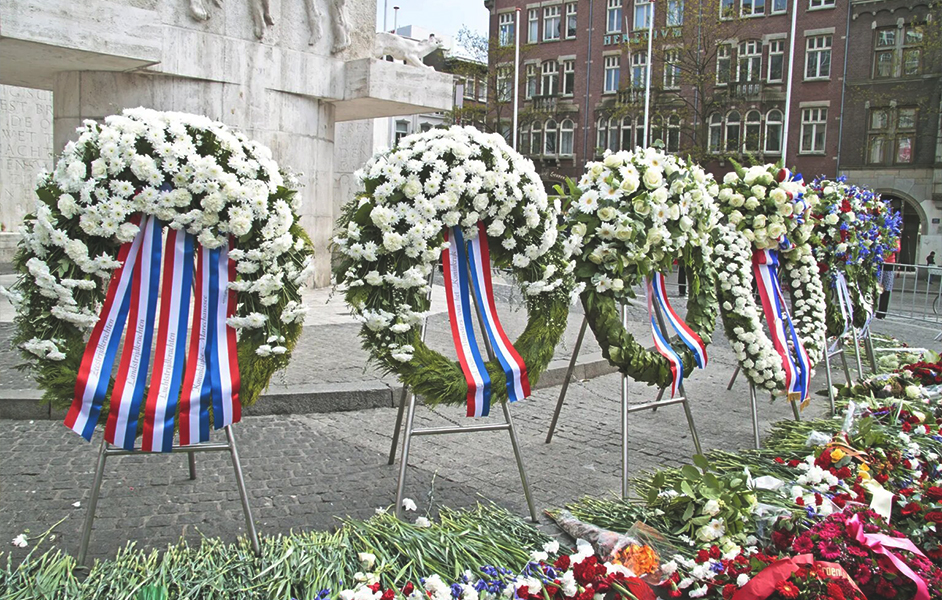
<box><xmin>885</xmin><ymin>194</ymin><xmax>923</xmax><ymax>265</ymax></box>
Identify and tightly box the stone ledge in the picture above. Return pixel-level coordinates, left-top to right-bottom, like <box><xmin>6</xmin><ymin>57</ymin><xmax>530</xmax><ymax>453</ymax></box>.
<box><xmin>334</xmin><ymin>58</ymin><xmax>454</xmax><ymax>122</ymax></box>
<box><xmin>0</xmin><ymin>355</ymin><xmax>617</xmax><ymax>420</ymax></box>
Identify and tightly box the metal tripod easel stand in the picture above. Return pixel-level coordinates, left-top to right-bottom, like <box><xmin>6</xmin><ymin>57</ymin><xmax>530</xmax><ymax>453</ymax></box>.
<box><xmin>387</xmin><ymin>276</ymin><xmax>538</xmax><ymax>522</ymax></box>
<box><xmin>77</xmin><ymin>424</ymin><xmax>260</xmax><ymax>566</ymax></box>
<box><xmin>545</xmin><ymin>301</ymin><xmax>703</xmax><ymax>499</ymax></box>
<box><xmin>726</xmin><ymin>366</ymin><xmax>803</xmax><ymax>449</ymax></box>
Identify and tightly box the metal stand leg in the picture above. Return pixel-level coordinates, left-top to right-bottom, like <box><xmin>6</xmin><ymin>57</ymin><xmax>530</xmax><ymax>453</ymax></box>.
<box><xmin>389</xmin><ymin>276</ymin><xmax>435</xmax><ymax>464</ymax></box>
<box><xmin>824</xmin><ymin>343</ymin><xmax>836</xmax><ymax>416</ymax></box>
<box><xmin>77</xmin><ymin>437</ymin><xmax>109</xmax><ymax>567</ymax></box>
<box><xmin>546</xmin><ymin>315</ymin><xmax>588</xmax><ymax>443</ymax></box>
<box><xmin>864</xmin><ymin>328</ymin><xmax>878</xmax><ymax>372</ymax></box>
<box><xmin>850</xmin><ymin>327</ymin><xmax>865</xmax><ymax>379</ymax></box>
<box><xmin>677</xmin><ymin>382</ymin><xmax>703</xmax><ymax>455</ymax></box>
<box><xmin>393</xmin><ymin>387</ymin><xmax>418</xmax><ymax>520</ymax></box>
<box><xmin>727</xmin><ymin>366</ymin><xmax>740</xmax><ymax>390</ymax></box>
<box><xmin>839</xmin><ymin>343</ymin><xmax>853</xmax><ymax>386</ymax></box>
<box><xmin>502</xmin><ymin>401</ymin><xmax>538</xmax><ymax>521</ymax></box>
<box><xmin>749</xmin><ymin>384</ymin><xmax>761</xmax><ymax>449</ymax></box>
<box><xmin>621</xmin><ymin>304</ymin><xmax>630</xmax><ymax>498</ymax></box>
<box><xmin>225</xmin><ymin>426</ymin><xmax>260</xmax><ymax>556</ymax></box>
<box><xmin>188</xmin><ymin>452</ymin><xmax>197</xmax><ymax>480</ymax></box>
<box><xmin>790</xmin><ymin>396</ymin><xmax>802</xmax><ymax>421</ymax></box>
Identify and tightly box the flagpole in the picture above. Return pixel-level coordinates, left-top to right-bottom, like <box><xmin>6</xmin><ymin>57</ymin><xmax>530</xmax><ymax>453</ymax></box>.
<box><xmin>512</xmin><ymin>8</ymin><xmax>521</xmax><ymax>150</ymax></box>
<box><xmin>642</xmin><ymin>0</ymin><xmax>654</xmax><ymax>147</ymax></box>
<box><xmin>781</xmin><ymin>0</ymin><xmax>799</xmax><ymax>161</ymax></box>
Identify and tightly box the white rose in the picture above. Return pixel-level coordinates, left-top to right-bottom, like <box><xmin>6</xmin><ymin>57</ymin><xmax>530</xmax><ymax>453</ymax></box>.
<box><xmin>642</xmin><ymin>168</ymin><xmax>663</xmax><ymax>189</ymax></box>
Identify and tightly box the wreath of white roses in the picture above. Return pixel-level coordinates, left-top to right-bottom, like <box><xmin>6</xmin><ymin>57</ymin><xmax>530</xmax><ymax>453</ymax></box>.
<box><xmin>5</xmin><ymin>108</ymin><xmax>315</xmax><ymax>411</ymax></box>
<box><xmin>714</xmin><ymin>162</ymin><xmax>827</xmax><ymax>393</ymax></box>
<box><xmin>562</xmin><ymin>148</ymin><xmax>721</xmax><ymax>388</ymax></box>
<box><xmin>333</xmin><ymin>126</ymin><xmax>575</xmax><ymax>407</ymax></box>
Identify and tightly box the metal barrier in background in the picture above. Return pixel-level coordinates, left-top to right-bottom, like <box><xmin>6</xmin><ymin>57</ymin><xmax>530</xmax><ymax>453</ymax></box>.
<box><xmin>879</xmin><ymin>263</ymin><xmax>942</xmax><ymax>331</ymax></box>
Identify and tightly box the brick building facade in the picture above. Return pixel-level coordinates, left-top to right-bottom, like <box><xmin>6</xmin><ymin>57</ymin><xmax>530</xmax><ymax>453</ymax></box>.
<box><xmin>484</xmin><ymin>0</ymin><xmax>941</xmax><ymax>261</ymax></box>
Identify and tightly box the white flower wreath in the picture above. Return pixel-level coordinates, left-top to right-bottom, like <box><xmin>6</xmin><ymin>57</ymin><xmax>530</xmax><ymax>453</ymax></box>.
<box><xmin>6</xmin><ymin>107</ymin><xmax>315</xmax><ymax>410</ymax></box>
<box><xmin>714</xmin><ymin>162</ymin><xmax>827</xmax><ymax>393</ymax></box>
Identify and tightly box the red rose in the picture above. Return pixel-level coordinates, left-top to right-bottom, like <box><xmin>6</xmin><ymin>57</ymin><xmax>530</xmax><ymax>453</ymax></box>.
<box><xmin>925</xmin><ymin>511</ymin><xmax>942</xmax><ymax>523</ymax></box>
<box><xmin>696</xmin><ymin>549</ymin><xmax>711</xmax><ymax>563</ymax></box>
<box><xmin>876</xmin><ymin>473</ymin><xmax>890</xmax><ymax>484</ymax></box>
<box><xmin>772</xmin><ymin>529</ymin><xmax>795</xmax><ymax>550</ymax></box>
<box><xmin>402</xmin><ymin>583</ymin><xmax>415</xmax><ymax>596</ymax></box>
<box><xmin>926</xmin><ymin>487</ymin><xmax>942</xmax><ymax>501</ymax></box>
<box><xmin>368</xmin><ymin>583</ymin><xmax>381</xmax><ymax>593</ymax></box>
<box><xmin>709</xmin><ymin>545</ymin><xmax>722</xmax><ymax>559</ymax></box>
<box><xmin>381</xmin><ymin>590</ymin><xmax>395</xmax><ymax>600</ymax></box>
<box><xmin>774</xmin><ymin>457</ymin><xmax>785</xmax><ymax>464</ymax></box>
<box><xmin>722</xmin><ymin>584</ymin><xmax>738</xmax><ymax>600</ymax></box>
<box><xmin>901</xmin><ymin>501</ymin><xmax>923</xmax><ymax>516</ymax></box>
<box><xmin>836</xmin><ymin>466</ymin><xmax>852</xmax><ymax>480</ymax></box>
<box><xmin>788</xmin><ymin>459</ymin><xmax>801</xmax><ymax>468</ymax></box>
<box><xmin>554</xmin><ymin>555</ymin><xmax>570</xmax><ymax>571</ymax></box>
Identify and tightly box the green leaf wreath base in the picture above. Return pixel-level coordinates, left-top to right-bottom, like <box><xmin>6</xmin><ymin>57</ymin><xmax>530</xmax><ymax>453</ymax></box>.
<box><xmin>581</xmin><ymin>254</ymin><xmax>718</xmax><ymax>390</ymax></box>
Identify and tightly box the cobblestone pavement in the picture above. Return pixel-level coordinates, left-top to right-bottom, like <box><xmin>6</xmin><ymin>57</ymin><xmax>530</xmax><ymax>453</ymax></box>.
<box><xmin>2</xmin><ymin>316</ymin><xmax>938</xmax><ymax>565</ymax></box>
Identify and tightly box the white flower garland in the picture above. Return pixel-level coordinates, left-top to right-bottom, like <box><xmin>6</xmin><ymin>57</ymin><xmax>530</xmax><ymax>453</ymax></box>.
<box><xmin>715</xmin><ymin>163</ymin><xmax>827</xmax><ymax>392</ymax></box>
<box><xmin>7</xmin><ymin>107</ymin><xmax>315</xmax><ymax>408</ymax></box>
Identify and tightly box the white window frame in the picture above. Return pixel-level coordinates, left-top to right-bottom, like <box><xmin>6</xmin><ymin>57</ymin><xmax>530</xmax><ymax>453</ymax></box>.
<box><xmin>771</xmin><ymin>0</ymin><xmax>787</xmax><ymax>13</ymax></box>
<box><xmin>799</xmin><ymin>107</ymin><xmax>827</xmax><ymax>154</ymax></box>
<box><xmin>562</xmin><ymin>60</ymin><xmax>576</xmax><ymax>96</ymax></box>
<box><xmin>525</xmin><ymin>64</ymin><xmax>538</xmax><ymax>99</ymax></box>
<box><xmin>767</xmin><ymin>39</ymin><xmax>785</xmax><ymax>82</ymax></box>
<box><xmin>596</xmin><ymin>117</ymin><xmax>607</xmax><ymax>151</ymax></box>
<box><xmin>667</xmin><ymin>0</ymin><xmax>684</xmax><ymax>26</ymax></box>
<box><xmin>634</xmin><ymin>0</ymin><xmax>651</xmax><ymax>30</ymax></box>
<box><xmin>741</xmin><ymin>0</ymin><xmax>765</xmax><ymax>17</ymax></box>
<box><xmin>604</xmin><ymin>55</ymin><xmax>621</xmax><ymax>93</ymax></box>
<box><xmin>744</xmin><ymin>110</ymin><xmax>762</xmax><ymax>152</ymax></box>
<box><xmin>543</xmin><ymin>6</ymin><xmax>561</xmax><ymax>41</ymax></box>
<box><xmin>631</xmin><ymin>52</ymin><xmax>647</xmax><ymax>88</ymax></box>
<box><xmin>560</xmin><ymin>119</ymin><xmax>575</xmax><ymax>156</ymax></box>
<box><xmin>666</xmin><ymin>115</ymin><xmax>681</xmax><ymax>152</ymax></box>
<box><xmin>528</xmin><ymin>9</ymin><xmax>539</xmax><ymax>43</ymax></box>
<box><xmin>809</xmin><ymin>0</ymin><xmax>835</xmax><ymax>9</ymax></box>
<box><xmin>544</xmin><ymin>119</ymin><xmax>559</xmax><ymax>155</ymax></box>
<box><xmin>720</xmin><ymin>0</ymin><xmax>736</xmax><ymax>19</ymax></box>
<box><xmin>565</xmin><ymin>3</ymin><xmax>578</xmax><ymax>39</ymax></box>
<box><xmin>541</xmin><ymin>60</ymin><xmax>559</xmax><ymax>96</ymax></box>
<box><xmin>708</xmin><ymin>113</ymin><xmax>723</xmax><ymax>152</ymax></box>
<box><xmin>805</xmin><ymin>35</ymin><xmax>832</xmax><ymax>80</ymax></box>
<box><xmin>607</xmin><ymin>0</ymin><xmax>623</xmax><ymax>33</ymax></box>
<box><xmin>496</xmin><ymin>66</ymin><xmax>512</xmax><ymax>102</ymax></box>
<box><xmin>498</xmin><ymin>12</ymin><xmax>516</xmax><ymax>47</ymax></box>
<box><xmin>716</xmin><ymin>44</ymin><xmax>731</xmax><ymax>85</ymax></box>
<box><xmin>738</xmin><ymin>40</ymin><xmax>762</xmax><ymax>82</ymax></box>
<box><xmin>724</xmin><ymin>110</ymin><xmax>741</xmax><ymax>152</ymax></box>
<box><xmin>764</xmin><ymin>109</ymin><xmax>783</xmax><ymax>154</ymax></box>
<box><xmin>664</xmin><ymin>49</ymin><xmax>681</xmax><ymax>89</ymax></box>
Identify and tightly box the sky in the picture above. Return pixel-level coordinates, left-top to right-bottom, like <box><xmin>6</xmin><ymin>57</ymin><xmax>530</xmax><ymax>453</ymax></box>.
<box><xmin>375</xmin><ymin>0</ymin><xmax>490</xmax><ymax>40</ymax></box>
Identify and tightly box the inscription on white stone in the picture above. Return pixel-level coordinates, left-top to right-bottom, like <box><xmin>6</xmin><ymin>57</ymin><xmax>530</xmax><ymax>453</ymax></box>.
<box><xmin>0</xmin><ymin>85</ymin><xmax>53</xmax><ymax>233</ymax></box>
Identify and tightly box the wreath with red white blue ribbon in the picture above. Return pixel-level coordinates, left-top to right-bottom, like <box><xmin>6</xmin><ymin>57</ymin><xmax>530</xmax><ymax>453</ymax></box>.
<box><xmin>333</xmin><ymin>126</ymin><xmax>575</xmax><ymax>413</ymax></box>
<box><xmin>562</xmin><ymin>148</ymin><xmax>721</xmax><ymax>393</ymax></box>
<box><xmin>714</xmin><ymin>162</ymin><xmax>827</xmax><ymax>400</ymax></box>
<box><xmin>4</xmin><ymin>108</ymin><xmax>315</xmax><ymax>451</ymax></box>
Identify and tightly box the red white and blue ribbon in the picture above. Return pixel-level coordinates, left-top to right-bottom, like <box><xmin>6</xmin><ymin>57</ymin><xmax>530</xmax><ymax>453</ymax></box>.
<box><xmin>467</xmin><ymin>222</ymin><xmax>531</xmax><ymax>404</ymax></box>
<box><xmin>104</xmin><ymin>216</ymin><xmax>162</xmax><ymax>450</ymax></box>
<box><xmin>142</xmin><ymin>228</ymin><xmax>194</xmax><ymax>452</ymax></box>
<box><xmin>753</xmin><ymin>249</ymin><xmax>812</xmax><ymax>402</ymax></box>
<box><xmin>442</xmin><ymin>226</ymin><xmax>492</xmax><ymax>417</ymax></box>
<box><xmin>830</xmin><ymin>271</ymin><xmax>855</xmax><ymax>353</ymax></box>
<box><xmin>65</xmin><ymin>215</ymin><xmax>145</xmax><ymax>441</ymax></box>
<box><xmin>179</xmin><ymin>244</ymin><xmax>214</xmax><ymax>446</ymax></box>
<box><xmin>650</xmin><ymin>272</ymin><xmax>708</xmax><ymax>370</ymax></box>
<box><xmin>645</xmin><ymin>276</ymin><xmax>685</xmax><ymax>397</ymax></box>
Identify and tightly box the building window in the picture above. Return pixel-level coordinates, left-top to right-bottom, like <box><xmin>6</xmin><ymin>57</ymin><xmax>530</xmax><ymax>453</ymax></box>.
<box><xmin>768</xmin><ymin>39</ymin><xmax>785</xmax><ymax>82</ymax></box>
<box><xmin>725</xmin><ymin>111</ymin><xmax>741</xmax><ymax>152</ymax></box>
<box><xmin>597</xmin><ymin>117</ymin><xmax>607</xmax><ymax>151</ymax></box>
<box><xmin>631</xmin><ymin>53</ymin><xmax>647</xmax><ymax>88</ymax></box>
<box><xmin>667</xmin><ymin>0</ymin><xmax>684</xmax><ymax>26</ymax></box>
<box><xmin>532</xmin><ymin>120</ymin><xmax>543</xmax><ymax>155</ymax></box>
<box><xmin>604</xmin><ymin>55</ymin><xmax>621</xmax><ymax>93</ymax></box>
<box><xmin>667</xmin><ymin>115</ymin><xmax>681</xmax><ymax>152</ymax></box>
<box><xmin>395</xmin><ymin>120</ymin><xmax>410</xmax><ymax>144</ymax></box>
<box><xmin>805</xmin><ymin>35</ymin><xmax>831</xmax><ymax>79</ymax></box>
<box><xmin>634</xmin><ymin>0</ymin><xmax>651</xmax><ymax>30</ymax></box>
<box><xmin>545</xmin><ymin>119</ymin><xmax>558</xmax><ymax>154</ymax></box>
<box><xmin>764</xmin><ymin>109</ymin><xmax>783</xmax><ymax>153</ymax></box>
<box><xmin>868</xmin><ymin>107</ymin><xmax>917</xmax><ymax>164</ymax></box>
<box><xmin>720</xmin><ymin>0</ymin><xmax>736</xmax><ymax>19</ymax></box>
<box><xmin>497</xmin><ymin>67</ymin><xmax>511</xmax><ymax>102</ymax></box>
<box><xmin>525</xmin><ymin>64</ymin><xmax>538</xmax><ymax>99</ymax></box>
<box><xmin>738</xmin><ymin>40</ymin><xmax>762</xmax><ymax>82</ymax></box>
<box><xmin>744</xmin><ymin>110</ymin><xmax>761</xmax><ymax>152</ymax></box>
<box><xmin>499</xmin><ymin>12</ymin><xmax>516</xmax><ymax>47</ymax></box>
<box><xmin>478</xmin><ymin>80</ymin><xmax>488</xmax><ymax>102</ymax></box>
<box><xmin>809</xmin><ymin>0</ymin><xmax>835</xmax><ymax>8</ymax></box>
<box><xmin>562</xmin><ymin>60</ymin><xmax>575</xmax><ymax>96</ymax></box>
<box><xmin>716</xmin><ymin>44</ymin><xmax>731</xmax><ymax>85</ymax></box>
<box><xmin>607</xmin><ymin>0</ymin><xmax>623</xmax><ymax>33</ymax></box>
<box><xmin>560</xmin><ymin>119</ymin><xmax>575</xmax><ymax>155</ymax></box>
<box><xmin>664</xmin><ymin>49</ymin><xmax>681</xmax><ymax>88</ymax></box>
<box><xmin>608</xmin><ymin>117</ymin><xmax>620</xmax><ymax>152</ymax></box>
<box><xmin>771</xmin><ymin>0</ymin><xmax>787</xmax><ymax>13</ymax></box>
<box><xmin>651</xmin><ymin>115</ymin><xmax>665</xmax><ymax>147</ymax></box>
<box><xmin>566</xmin><ymin>3</ymin><xmax>578</xmax><ymax>38</ymax></box>
<box><xmin>709</xmin><ymin>113</ymin><xmax>723</xmax><ymax>152</ymax></box>
<box><xmin>541</xmin><ymin>61</ymin><xmax>559</xmax><ymax>95</ymax></box>
<box><xmin>621</xmin><ymin>116</ymin><xmax>634</xmax><ymax>149</ymax></box>
<box><xmin>741</xmin><ymin>0</ymin><xmax>765</xmax><ymax>17</ymax></box>
<box><xmin>419</xmin><ymin>123</ymin><xmax>433</xmax><ymax>133</ymax></box>
<box><xmin>800</xmin><ymin>107</ymin><xmax>827</xmax><ymax>154</ymax></box>
<box><xmin>519</xmin><ymin>127</ymin><xmax>530</xmax><ymax>155</ymax></box>
<box><xmin>528</xmin><ymin>9</ymin><xmax>539</xmax><ymax>43</ymax></box>
<box><xmin>543</xmin><ymin>6</ymin><xmax>561</xmax><ymax>41</ymax></box>
<box><xmin>874</xmin><ymin>26</ymin><xmax>923</xmax><ymax>78</ymax></box>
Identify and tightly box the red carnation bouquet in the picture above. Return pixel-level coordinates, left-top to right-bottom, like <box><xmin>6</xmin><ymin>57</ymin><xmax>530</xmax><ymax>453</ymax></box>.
<box><xmin>902</xmin><ymin>359</ymin><xmax>942</xmax><ymax>386</ymax></box>
<box><xmin>786</xmin><ymin>508</ymin><xmax>942</xmax><ymax>599</ymax></box>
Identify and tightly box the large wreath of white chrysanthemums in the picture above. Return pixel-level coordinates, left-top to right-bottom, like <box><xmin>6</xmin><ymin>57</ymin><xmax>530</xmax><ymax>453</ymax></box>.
<box><xmin>562</xmin><ymin>148</ymin><xmax>721</xmax><ymax>388</ymax></box>
<box><xmin>714</xmin><ymin>162</ymin><xmax>827</xmax><ymax>393</ymax></box>
<box><xmin>332</xmin><ymin>126</ymin><xmax>575</xmax><ymax>408</ymax></box>
<box><xmin>3</xmin><ymin>108</ymin><xmax>315</xmax><ymax>410</ymax></box>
